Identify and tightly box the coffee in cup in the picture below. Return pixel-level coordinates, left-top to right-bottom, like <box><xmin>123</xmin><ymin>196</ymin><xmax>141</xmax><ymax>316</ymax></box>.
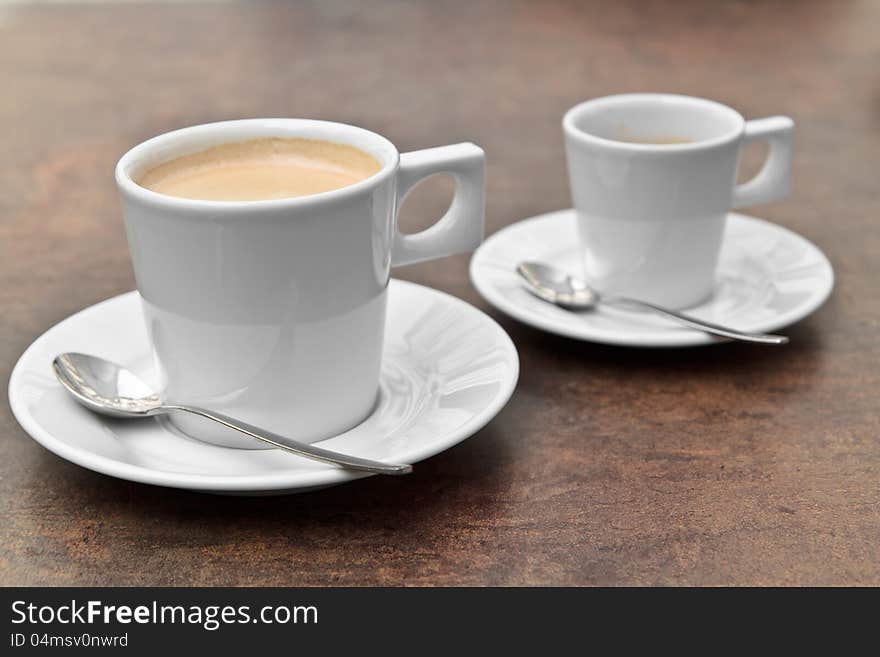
<box><xmin>137</xmin><ymin>137</ymin><xmax>382</xmax><ymax>201</ymax></box>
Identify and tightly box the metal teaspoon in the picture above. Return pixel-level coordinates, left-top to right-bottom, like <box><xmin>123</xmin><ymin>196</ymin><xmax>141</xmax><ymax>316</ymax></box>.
<box><xmin>52</xmin><ymin>353</ymin><xmax>412</xmax><ymax>475</ymax></box>
<box><xmin>516</xmin><ymin>261</ymin><xmax>788</xmax><ymax>345</ymax></box>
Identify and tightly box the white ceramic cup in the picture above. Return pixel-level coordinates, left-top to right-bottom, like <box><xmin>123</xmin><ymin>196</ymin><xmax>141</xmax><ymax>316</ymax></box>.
<box><xmin>564</xmin><ymin>93</ymin><xmax>794</xmax><ymax>308</ymax></box>
<box><xmin>116</xmin><ymin>119</ymin><xmax>485</xmax><ymax>448</ymax></box>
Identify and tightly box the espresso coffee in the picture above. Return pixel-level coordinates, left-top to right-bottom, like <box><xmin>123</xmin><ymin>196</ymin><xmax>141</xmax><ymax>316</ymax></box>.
<box><xmin>614</xmin><ymin>135</ymin><xmax>694</xmax><ymax>145</ymax></box>
<box><xmin>137</xmin><ymin>138</ymin><xmax>382</xmax><ymax>201</ymax></box>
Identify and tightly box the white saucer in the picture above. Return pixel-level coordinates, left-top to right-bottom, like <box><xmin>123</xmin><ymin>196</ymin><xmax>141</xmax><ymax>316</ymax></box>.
<box><xmin>9</xmin><ymin>280</ymin><xmax>519</xmax><ymax>494</ymax></box>
<box><xmin>470</xmin><ymin>210</ymin><xmax>834</xmax><ymax>348</ymax></box>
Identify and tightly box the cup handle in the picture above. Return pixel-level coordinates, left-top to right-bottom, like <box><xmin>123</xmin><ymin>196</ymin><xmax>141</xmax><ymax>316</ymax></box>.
<box><xmin>391</xmin><ymin>143</ymin><xmax>485</xmax><ymax>266</ymax></box>
<box><xmin>732</xmin><ymin>116</ymin><xmax>795</xmax><ymax>208</ymax></box>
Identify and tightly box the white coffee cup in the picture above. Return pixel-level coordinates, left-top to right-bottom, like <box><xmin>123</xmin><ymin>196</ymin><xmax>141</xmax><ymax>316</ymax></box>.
<box><xmin>116</xmin><ymin>119</ymin><xmax>485</xmax><ymax>448</ymax></box>
<box><xmin>563</xmin><ymin>93</ymin><xmax>794</xmax><ymax>308</ymax></box>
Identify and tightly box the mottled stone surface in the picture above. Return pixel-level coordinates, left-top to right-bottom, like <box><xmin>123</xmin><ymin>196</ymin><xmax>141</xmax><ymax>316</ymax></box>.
<box><xmin>1</xmin><ymin>0</ymin><xmax>878</xmax><ymax>585</ymax></box>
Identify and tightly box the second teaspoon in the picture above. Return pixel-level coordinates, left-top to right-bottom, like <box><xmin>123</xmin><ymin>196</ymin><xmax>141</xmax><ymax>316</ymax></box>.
<box><xmin>516</xmin><ymin>261</ymin><xmax>788</xmax><ymax>345</ymax></box>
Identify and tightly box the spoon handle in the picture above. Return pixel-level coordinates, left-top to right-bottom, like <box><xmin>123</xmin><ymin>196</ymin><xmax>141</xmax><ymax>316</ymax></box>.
<box><xmin>603</xmin><ymin>297</ymin><xmax>789</xmax><ymax>345</ymax></box>
<box><xmin>161</xmin><ymin>405</ymin><xmax>412</xmax><ymax>475</ymax></box>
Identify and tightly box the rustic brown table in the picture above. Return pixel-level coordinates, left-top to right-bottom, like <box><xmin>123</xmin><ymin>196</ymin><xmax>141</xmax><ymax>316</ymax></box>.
<box><xmin>2</xmin><ymin>0</ymin><xmax>878</xmax><ymax>586</ymax></box>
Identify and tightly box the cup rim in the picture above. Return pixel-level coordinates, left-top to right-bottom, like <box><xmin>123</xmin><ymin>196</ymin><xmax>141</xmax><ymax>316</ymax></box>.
<box><xmin>562</xmin><ymin>93</ymin><xmax>745</xmax><ymax>152</ymax></box>
<box><xmin>115</xmin><ymin>118</ymin><xmax>400</xmax><ymax>212</ymax></box>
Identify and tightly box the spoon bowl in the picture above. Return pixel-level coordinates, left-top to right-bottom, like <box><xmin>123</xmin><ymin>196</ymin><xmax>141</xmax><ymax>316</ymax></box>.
<box><xmin>53</xmin><ymin>353</ymin><xmax>161</xmax><ymax>417</ymax></box>
<box><xmin>516</xmin><ymin>262</ymin><xmax>599</xmax><ymax>309</ymax></box>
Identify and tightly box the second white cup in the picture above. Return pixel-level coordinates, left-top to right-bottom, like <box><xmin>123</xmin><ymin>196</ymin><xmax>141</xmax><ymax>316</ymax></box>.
<box><xmin>564</xmin><ymin>93</ymin><xmax>794</xmax><ymax>308</ymax></box>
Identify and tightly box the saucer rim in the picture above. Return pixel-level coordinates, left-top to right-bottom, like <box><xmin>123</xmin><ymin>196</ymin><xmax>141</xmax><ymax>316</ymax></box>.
<box><xmin>8</xmin><ymin>279</ymin><xmax>519</xmax><ymax>492</ymax></box>
<box><xmin>470</xmin><ymin>209</ymin><xmax>834</xmax><ymax>348</ymax></box>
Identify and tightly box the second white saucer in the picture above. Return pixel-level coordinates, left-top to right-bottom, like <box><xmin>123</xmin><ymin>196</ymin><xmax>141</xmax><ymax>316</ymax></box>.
<box><xmin>470</xmin><ymin>209</ymin><xmax>833</xmax><ymax>348</ymax></box>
